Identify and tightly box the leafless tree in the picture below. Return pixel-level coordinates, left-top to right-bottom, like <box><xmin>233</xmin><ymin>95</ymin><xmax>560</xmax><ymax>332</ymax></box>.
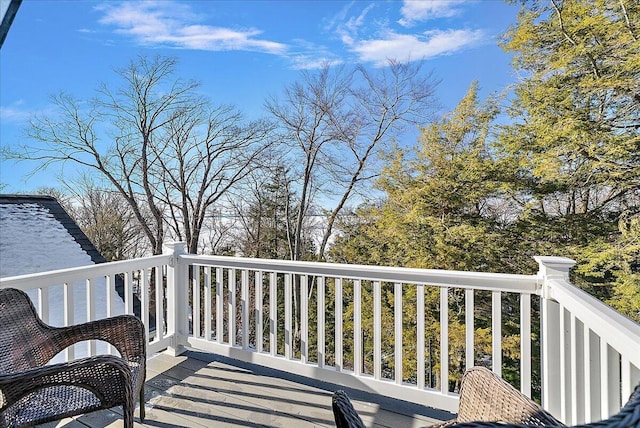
<box><xmin>265</xmin><ymin>60</ymin><xmax>439</xmax><ymax>262</ymax></box>
<box><xmin>65</xmin><ymin>180</ymin><xmax>147</xmax><ymax>261</ymax></box>
<box><xmin>263</xmin><ymin>60</ymin><xmax>438</xmax><ymax>351</ymax></box>
<box><xmin>265</xmin><ymin>65</ymin><xmax>352</xmax><ymax>261</ymax></box>
<box><xmin>197</xmin><ymin>203</ymin><xmax>238</xmax><ymax>255</ymax></box>
<box><xmin>155</xmin><ymin>101</ymin><xmax>275</xmax><ymax>254</ymax></box>
<box><xmin>11</xmin><ymin>55</ymin><xmax>274</xmax><ymax>255</ymax></box>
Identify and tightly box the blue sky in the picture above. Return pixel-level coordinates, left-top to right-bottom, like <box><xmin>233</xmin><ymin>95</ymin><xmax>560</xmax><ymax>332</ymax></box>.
<box><xmin>0</xmin><ymin>0</ymin><xmax>519</xmax><ymax>192</ymax></box>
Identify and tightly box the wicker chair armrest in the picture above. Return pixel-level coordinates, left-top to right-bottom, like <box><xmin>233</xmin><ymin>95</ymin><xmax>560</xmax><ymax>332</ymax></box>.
<box><xmin>48</xmin><ymin>315</ymin><xmax>146</xmax><ymax>364</ymax></box>
<box><xmin>428</xmin><ymin>419</ymin><xmax>458</xmax><ymax>427</ymax></box>
<box><xmin>332</xmin><ymin>390</ymin><xmax>366</xmax><ymax>428</ymax></box>
<box><xmin>0</xmin><ymin>355</ymin><xmax>133</xmax><ymax>412</ymax></box>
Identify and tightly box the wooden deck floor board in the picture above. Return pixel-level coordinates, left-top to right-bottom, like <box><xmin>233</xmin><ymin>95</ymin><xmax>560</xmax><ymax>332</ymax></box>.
<box><xmin>36</xmin><ymin>350</ymin><xmax>451</xmax><ymax>428</ymax></box>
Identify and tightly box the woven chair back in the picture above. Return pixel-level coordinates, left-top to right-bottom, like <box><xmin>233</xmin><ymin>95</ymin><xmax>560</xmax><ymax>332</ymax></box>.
<box><xmin>0</xmin><ymin>288</ymin><xmax>54</xmax><ymax>374</ymax></box>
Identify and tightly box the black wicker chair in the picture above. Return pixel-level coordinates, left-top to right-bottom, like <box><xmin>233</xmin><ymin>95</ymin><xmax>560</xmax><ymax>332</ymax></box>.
<box><xmin>332</xmin><ymin>390</ymin><xmax>366</xmax><ymax>428</ymax></box>
<box><xmin>0</xmin><ymin>288</ymin><xmax>146</xmax><ymax>428</ymax></box>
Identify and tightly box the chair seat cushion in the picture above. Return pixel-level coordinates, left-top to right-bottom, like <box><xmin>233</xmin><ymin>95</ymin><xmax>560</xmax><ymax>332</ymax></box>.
<box><xmin>2</xmin><ymin>385</ymin><xmax>102</xmax><ymax>427</ymax></box>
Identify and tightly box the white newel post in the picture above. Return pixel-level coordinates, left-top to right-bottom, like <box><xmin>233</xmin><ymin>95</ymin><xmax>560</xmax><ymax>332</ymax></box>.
<box><xmin>535</xmin><ymin>256</ymin><xmax>576</xmax><ymax>423</ymax></box>
<box><xmin>164</xmin><ymin>241</ymin><xmax>188</xmax><ymax>356</ymax></box>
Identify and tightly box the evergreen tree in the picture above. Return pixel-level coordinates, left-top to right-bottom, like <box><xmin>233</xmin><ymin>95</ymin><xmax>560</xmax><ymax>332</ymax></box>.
<box><xmin>238</xmin><ymin>167</ymin><xmax>297</xmax><ymax>259</ymax></box>
<box><xmin>499</xmin><ymin>0</ymin><xmax>640</xmax><ymax>308</ymax></box>
<box><xmin>330</xmin><ymin>84</ymin><xmax>515</xmax><ymax>390</ymax></box>
<box><xmin>333</xmin><ymin>83</ymin><xmax>505</xmax><ymax>271</ymax></box>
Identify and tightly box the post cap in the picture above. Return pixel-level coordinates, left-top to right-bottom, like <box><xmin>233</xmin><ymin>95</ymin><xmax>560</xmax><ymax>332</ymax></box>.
<box><xmin>163</xmin><ymin>241</ymin><xmax>187</xmax><ymax>255</ymax></box>
<box><xmin>534</xmin><ymin>256</ymin><xmax>576</xmax><ymax>281</ymax></box>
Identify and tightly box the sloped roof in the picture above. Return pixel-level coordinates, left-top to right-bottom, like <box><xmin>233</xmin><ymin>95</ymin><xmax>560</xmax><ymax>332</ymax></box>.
<box><xmin>0</xmin><ymin>194</ymin><xmax>154</xmax><ymax>334</ymax></box>
<box><xmin>0</xmin><ymin>194</ymin><xmax>131</xmax><ymax>360</ymax></box>
<box><xmin>0</xmin><ymin>194</ymin><xmax>101</xmax><ymax>277</ymax></box>
<box><xmin>0</xmin><ymin>194</ymin><xmax>106</xmax><ymax>274</ymax></box>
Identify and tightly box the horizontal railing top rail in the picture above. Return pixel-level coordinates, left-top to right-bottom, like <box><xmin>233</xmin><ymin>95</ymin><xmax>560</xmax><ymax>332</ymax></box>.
<box><xmin>548</xmin><ymin>278</ymin><xmax>640</xmax><ymax>368</ymax></box>
<box><xmin>2</xmin><ymin>246</ymin><xmax>638</xmax><ymax>424</ymax></box>
<box><xmin>0</xmin><ymin>253</ymin><xmax>175</xmax><ymax>357</ymax></box>
<box><xmin>534</xmin><ymin>257</ymin><xmax>640</xmax><ymax>424</ymax></box>
<box><xmin>181</xmin><ymin>254</ymin><xmax>541</xmax><ymax>294</ymax></box>
<box><xmin>0</xmin><ymin>255</ymin><xmax>171</xmax><ymax>290</ymax></box>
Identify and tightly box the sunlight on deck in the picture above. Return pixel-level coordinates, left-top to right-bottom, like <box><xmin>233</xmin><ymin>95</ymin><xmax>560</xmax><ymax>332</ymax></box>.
<box><xmin>38</xmin><ymin>351</ymin><xmax>451</xmax><ymax>428</ymax></box>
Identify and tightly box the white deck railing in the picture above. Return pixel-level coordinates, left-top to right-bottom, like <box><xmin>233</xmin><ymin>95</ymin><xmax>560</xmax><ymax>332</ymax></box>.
<box><xmin>1</xmin><ymin>242</ymin><xmax>638</xmax><ymax>423</ymax></box>
<box><xmin>536</xmin><ymin>257</ymin><xmax>640</xmax><ymax>425</ymax></box>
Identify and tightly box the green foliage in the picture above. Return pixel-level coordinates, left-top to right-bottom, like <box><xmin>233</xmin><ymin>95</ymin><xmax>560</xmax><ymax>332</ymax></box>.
<box><xmin>500</xmin><ymin>0</ymin><xmax>639</xmax><ymax>201</ymax></box>
<box><xmin>239</xmin><ymin>167</ymin><xmax>296</xmax><ymax>259</ymax></box>
<box><xmin>497</xmin><ymin>0</ymin><xmax>640</xmax><ymax>310</ymax></box>
<box><xmin>330</xmin><ymin>3</ymin><xmax>640</xmax><ymax>389</ymax></box>
<box><xmin>573</xmin><ymin>214</ymin><xmax>640</xmax><ymax>322</ymax></box>
<box><xmin>333</xmin><ymin>82</ymin><xmax>508</xmax><ymax>272</ymax></box>
<box><xmin>330</xmin><ymin>84</ymin><xmax>528</xmax><ymax>390</ymax></box>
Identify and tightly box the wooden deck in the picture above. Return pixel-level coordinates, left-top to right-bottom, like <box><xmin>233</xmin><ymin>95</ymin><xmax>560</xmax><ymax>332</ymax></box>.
<box><xmin>39</xmin><ymin>350</ymin><xmax>452</xmax><ymax>428</ymax></box>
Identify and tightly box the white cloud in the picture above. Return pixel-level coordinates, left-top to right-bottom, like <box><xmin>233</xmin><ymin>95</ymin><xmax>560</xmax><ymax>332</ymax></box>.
<box><xmin>324</xmin><ymin>1</ymin><xmax>484</xmax><ymax>68</ymax></box>
<box><xmin>338</xmin><ymin>4</ymin><xmax>375</xmax><ymax>45</ymax></box>
<box><xmin>96</xmin><ymin>1</ymin><xmax>287</xmax><ymax>55</ymax></box>
<box><xmin>0</xmin><ymin>105</ymin><xmax>30</xmax><ymax>122</ymax></box>
<box><xmin>398</xmin><ymin>0</ymin><xmax>467</xmax><ymax>27</ymax></box>
<box><xmin>286</xmin><ymin>38</ymin><xmax>344</xmax><ymax>70</ymax></box>
<box><xmin>323</xmin><ymin>2</ymin><xmax>354</xmax><ymax>33</ymax></box>
<box><xmin>350</xmin><ymin>29</ymin><xmax>485</xmax><ymax>67</ymax></box>
<box><xmin>290</xmin><ymin>55</ymin><xmax>343</xmax><ymax>71</ymax></box>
